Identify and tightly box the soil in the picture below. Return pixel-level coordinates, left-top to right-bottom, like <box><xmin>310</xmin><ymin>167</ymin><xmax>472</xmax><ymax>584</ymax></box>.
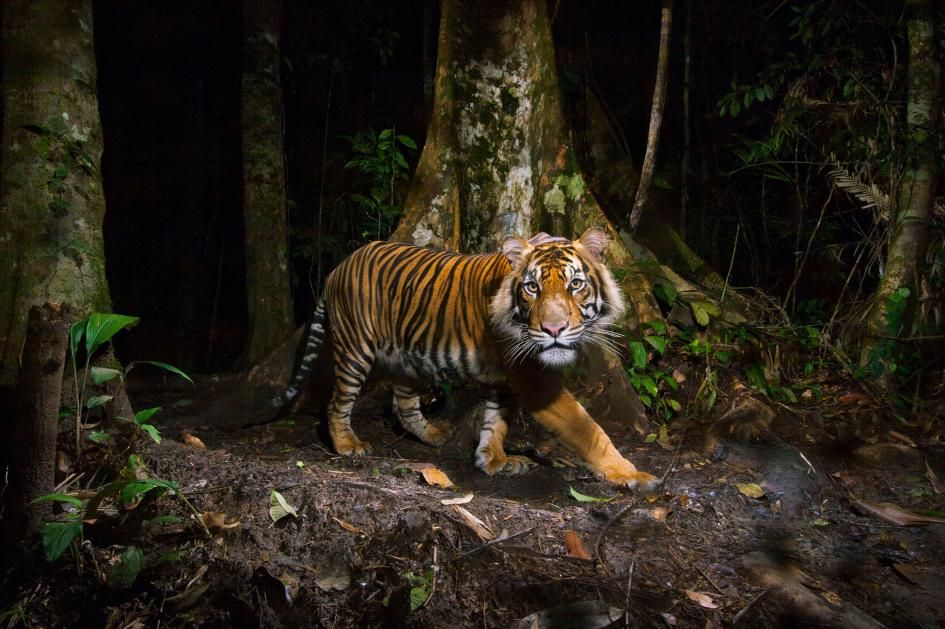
<box><xmin>3</xmin><ymin>368</ymin><xmax>945</xmax><ymax>628</ymax></box>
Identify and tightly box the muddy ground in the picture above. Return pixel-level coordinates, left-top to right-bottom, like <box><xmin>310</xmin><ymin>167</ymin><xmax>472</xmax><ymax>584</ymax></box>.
<box><xmin>3</xmin><ymin>367</ymin><xmax>945</xmax><ymax>628</ymax></box>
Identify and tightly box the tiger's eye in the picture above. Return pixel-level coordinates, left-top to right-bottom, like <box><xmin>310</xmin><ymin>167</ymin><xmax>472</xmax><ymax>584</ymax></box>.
<box><xmin>569</xmin><ymin>278</ymin><xmax>586</xmax><ymax>291</ymax></box>
<box><xmin>523</xmin><ymin>280</ymin><xmax>540</xmax><ymax>294</ymax></box>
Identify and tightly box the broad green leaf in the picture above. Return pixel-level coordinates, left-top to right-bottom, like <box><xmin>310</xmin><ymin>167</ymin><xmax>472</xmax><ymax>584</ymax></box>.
<box><xmin>127</xmin><ymin>361</ymin><xmax>193</xmax><ymax>384</ymax></box>
<box><xmin>410</xmin><ymin>585</ymin><xmax>430</xmax><ymax>611</ymax></box>
<box><xmin>811</xmin><ymin>518</ymin><xmax>830</xmax><ymax>527</ymax></box>
<box><xmin>397</xmin><ymin>135</ymin><xmax>417</xmax><ymax>149</ymax></box>
<box><xmin>85</xmin><ymin>395</ymin><xmax>113</xmax><ymax>409</ymax></box>
<box><xmin>689</xmin><ymin>300</ymin><xmax>720</xmax><ymax>327</ymax></box>
<box><xmin>139</xmin><ymin>424</ymin><xmax>161</xmax><ymax>444</ymax></box>
<box><xmin>569</xmin><ymin>486</ymin><xmax>615</xmax><ymax>503</ymax></box>
<box><xmin>641</xmin><ymin>377</ymin><xmax>658</xmax><ymax>397</ymax></box>
<box><xmin>134</xmin><ymin>406</ymin><xmax>162</xmax><ymax>424</ymax></box>
<box><xmin>107</xmin><ymin>546</ymin><xmax>143</xmax><ymax>588</ymax></box>
<box><xmin>645</xmin><ymin>433</ymin><xmax>658</xmax><ymax>443</ymax></box>
<box><xmin>653</xmin><ymin>281</ymin><xmax>676</xmax><ymax>306</ymax></box>
<box><xmin>41</xmin><ymin>520</ymin><xmax>82</xmax><ymax>561</ymax></box>
<box><xmin>86</xmin><ymin>431</ymin><xmax>112</xmax><ymax>444</ymax></box>
<box><xmin>31</xmin><ymin>493</ymin><xmax>84</xmax><ymax>508</ymax></box>
<box><xmin>118</xmin><ymin>478</ymin><xmax>177</xmax><ymax>505</ymax></box>
<box><xmin>644</xmin><ymin>335</ymin><xmax>667</xmax><ymax>354</ymax></box>
<box><xmin>668</xmin><ymin>399</ymin><xmax>682</xmax><ymax>412</ymax></box>
<box><xmin>69</xmin><ymin>319</ymin><xmax>86</xmax><ymax>363</ymax></box>
<box><xmin>90</xmin><ymin>367</ymin><xmax>122</xmax><ymax>385</ymax></box>
<box><xmin>629</xmin><ymin>341</ymin><xmax>648</xmax><ymax>369</ymax></box>
<box><xmin>269</xmin><ymin>490</ymin><xmax>298</xmax><ymax>523</ymax></box>
<box><xmin>645</xmin><ymin>319</ymin><xmax>668</xmax><ymax>334</ymax></box>
<box><xmin>84</xmin><ymin>313</ymin><xmax>139</xmax><ymax>355</ymax></box>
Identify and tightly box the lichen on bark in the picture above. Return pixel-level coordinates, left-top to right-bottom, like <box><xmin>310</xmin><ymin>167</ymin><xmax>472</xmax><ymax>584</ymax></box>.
<box><xmin>0</xmin><ymin>0</ymin><xmax>113</xmax><ymax>386</ymax></box>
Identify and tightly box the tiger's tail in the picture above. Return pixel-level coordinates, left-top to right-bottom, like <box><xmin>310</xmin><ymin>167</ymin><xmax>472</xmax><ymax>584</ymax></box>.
<box><xmin>272</xmin><ymin>294</ymin><xmax>329</xmax><ymax>408</ymax></box>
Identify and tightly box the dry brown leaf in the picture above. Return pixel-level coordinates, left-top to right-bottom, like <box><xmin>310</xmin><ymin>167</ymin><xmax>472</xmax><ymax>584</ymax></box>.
<box><xmin>853</xmin><ymin>499</ymin><xmax>945</xmax><ymax>526</ymax></box>
<box><xmin>838</xmin><ymin>391</ymin><xmax>868</xmax><ymax>404</ymax></box>
<box><xmin>182</xmin><ymin>432</ymin><xmax>206</xmax><ymax>449</ymax></box>
<box><xmin>202</xmin><ymin>511</ymin><xmax>240</xmax><ymax>529</ymax></box>
<box><xmin>925</xmin><ymin>461</ymin><xmax>944</xmax><ymax>495</ymax></box>
<box><xmin>650</xmin><ymin>506</ymin><xmax>670</xmax><ymax>521</ymax></box>
<box><xmin>452</xmin><ymin>505</ymin><xmax>494</xmax><ymax>540</ymax></box>
<box><xmin>563</xmin><ymin>531</ymin><xmax>591</xmax><ymax>560</ymax></box>
<box><xmin>893</xmin><ymin>563</ymin><xmax>920</xmax><ymax>585</ymax></box>
<box><xmin>831</xmin><ymin>470</ymin><xmax>856</xmax><ymax>488</ymax></box>
<box><xmin>736</xmin><ymin>482</ymin><xmax>766</xmax><ymax>499</ymax></box>
<box><xmin>332</xmin><ymin>517</ymin><xmax>364</xmax><ymax>534</ymax></box>
<box><xmin>420</xmin><ymin>467</ymin><xmax>454</xmax><ymax>488</ymax></box>
<box><xmin>684</xmin><ymin>590</ymin><xmax>719</xmax><ymax>609</ymax></box>
<box><xmin>888</xmin><ymin>430</ymin><xmax>917</xmax><ymax>447</ymax></box>
<box><xmin>440</xmin><ymin>493</ymin><xmax>474</xmax><ymax>505</ymax></box>
<box><xmin>822</xmin><ymin>591</ymin><xmax>842</xmax><ymax>606</ymax></box>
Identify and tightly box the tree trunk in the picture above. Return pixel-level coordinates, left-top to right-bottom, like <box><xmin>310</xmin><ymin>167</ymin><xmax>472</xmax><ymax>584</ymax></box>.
<box><xmin>241</xmin><ymin>0</ymin><xmax>294</xmax><ymax>365</ymax></box>
<box><xmin>864</xmin><ymin>0</ymin><xmax>940</xmax><ymax>370</ymax></box>
<box><xmin>0</xmin><ymin>0</ymin><xmax>113</xmax><ymax>387</ymax></box>
<box><xmin>3</xmin><ymin>304</ymin><xmax>69</xmax><ymax>548</ymax></box>
<box><xmin>629</xmin><ymin>0</ymin><xmax>673</xmax><ymax>232</ymax></box>
<box><xmin>392</xmin><ymin>0</ymin><xmax>659</xmax><ymax>329</ymax></box>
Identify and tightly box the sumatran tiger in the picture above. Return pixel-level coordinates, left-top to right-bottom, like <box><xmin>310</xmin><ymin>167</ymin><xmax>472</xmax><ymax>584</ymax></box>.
<box><xmin>275</xmin><ymin>227</ymin><xmax>658</xmax><ymax>490</ymax></box>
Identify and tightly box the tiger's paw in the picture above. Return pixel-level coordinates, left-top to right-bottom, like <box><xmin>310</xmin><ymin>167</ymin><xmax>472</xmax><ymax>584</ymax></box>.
<box><xmin>332</xmin><ymin>433</ymin><xmax>374</xmax><ymax>457</ymax></box>
<box><xmin>417</xmin><ymin>422</ymin><xmax>453</xmax><ymax>447</ymax></box>
<box><xmin>476</xmin><ymin>450</ymin><xmax>537</xmax><ymax>476</ymax></box>
<box><xmin>600</xmin><ymin>461</ymin><xmax>662</xmax><ymax>493</ymax></box>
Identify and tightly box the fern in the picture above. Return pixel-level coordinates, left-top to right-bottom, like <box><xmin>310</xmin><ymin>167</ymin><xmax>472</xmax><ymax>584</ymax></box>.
<box><xmin>825</xmin><ymin>154</ymin><xmax>890</xmax><ymax>219</ymax></box>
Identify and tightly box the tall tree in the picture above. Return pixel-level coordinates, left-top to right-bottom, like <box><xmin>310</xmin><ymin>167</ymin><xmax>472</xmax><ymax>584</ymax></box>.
<box><xmin>241</xmin><ymin>0</ymin><xmax>293</xmax><ymax>364</ymax></box>
<box><xmin>0</xmin><ymin>0</ymin><xmax>113</xmax><ymax>387</ymax></box>
<box><xmin>392</xmin><ymin>0</ymin><xmax>659</xmax><ymax>328</ymax></box>
<box><xmin>864</xmin><ymin>0</ymin><xmax>940</xmax><ymax>374</ymax></box>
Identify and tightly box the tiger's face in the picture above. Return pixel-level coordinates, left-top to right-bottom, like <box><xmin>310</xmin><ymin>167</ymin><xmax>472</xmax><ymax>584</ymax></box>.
<box><xmin>490</xmin><ymin>227</ymin><xmax>625</xmax><ymax>368</ymax></box>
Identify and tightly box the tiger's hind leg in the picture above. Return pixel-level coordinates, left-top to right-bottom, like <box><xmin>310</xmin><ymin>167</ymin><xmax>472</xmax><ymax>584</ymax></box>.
<box><xmin>475</xmin><ymin>389</ymin><xmax>537</xmax><ymax>475</ymax></box>
<box><xmin>327</xmin><ymin>345</ymin><xmax>375</xmax><ymax>456</ymax></box>
<box><xmin>392</xmin><ymin>384</ymin><xmax>453</xmax><ymax>447</ymax></box>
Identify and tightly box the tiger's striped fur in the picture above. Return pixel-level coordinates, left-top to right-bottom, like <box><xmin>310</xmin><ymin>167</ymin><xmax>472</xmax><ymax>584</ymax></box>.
<box><xmin>276</xmin><ymin>228</ymin><xmax>658</xmax><ymax>489</ymax></box>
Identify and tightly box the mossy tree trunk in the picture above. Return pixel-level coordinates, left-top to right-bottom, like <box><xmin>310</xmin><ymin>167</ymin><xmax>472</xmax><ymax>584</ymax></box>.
<box><xmin>241</xmin><ymin>0</ymin><xmax>294</xmax><ymax>365</ymax></box>
<box><xmin>392</xmin><ymin>0</ymin><xmax>659</xmax><ymax>328</ymax></box>
<box><xmin>864</xmin><ymin>0</ymin><xmax>940</xmax><ymax>373</ymax></box>
<box><xmin>0</xmin><ymin>0</ymin><xmax>113</xmax><ymax>387</ymax></box>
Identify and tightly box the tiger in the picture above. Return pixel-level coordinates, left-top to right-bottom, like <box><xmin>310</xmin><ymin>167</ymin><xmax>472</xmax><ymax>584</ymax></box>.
<box><xmin>275</xmin><ymin>227</ymin><xmax>659</xmax><ymax>490</ymax></box>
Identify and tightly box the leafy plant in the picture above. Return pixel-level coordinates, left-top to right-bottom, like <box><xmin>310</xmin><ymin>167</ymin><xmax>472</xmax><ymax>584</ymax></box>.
<box><xmin>626</xmin><ymin>321</ymin><xmax>681</xmax><ymax>420</ymax></box>
<box><xmin>343</xmin><ymin>127</ymin><xmax>417</xmax><ymax>240</ymax></box>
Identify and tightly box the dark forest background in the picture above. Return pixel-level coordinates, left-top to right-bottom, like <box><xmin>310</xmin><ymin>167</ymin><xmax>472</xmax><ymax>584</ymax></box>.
<box><xmin>90</xmin><ymin>0</ymin><xmax>935</xmax><ymax>374</ymax></box>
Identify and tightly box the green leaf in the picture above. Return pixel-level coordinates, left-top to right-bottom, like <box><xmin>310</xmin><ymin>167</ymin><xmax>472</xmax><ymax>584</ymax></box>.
<box><xmin>754</xmin><ymin>86</ymin><xmax>766</xmax><ymax>102</ymax></box>
<box><xmin>69</xmin><ymin>319</ymin><xmax>86</xmax><ymax>363</ymax></box>
<box><xmin>653</xmin><ymin>282</ymin><xmax>677</xmax><ymax>306</ymax></box>
<box><xmin>127</xmin><ymin>361</ymin><xmax>193</xmax><ymax>384</ymax></box>
<box><xmin>107</xmin><ymin>546</ymin><xmax>143</xmax><ymax>588</ymax></box>
<box><xmin>90</xmin><ymin>367</ymin><xmax>122</xmax><ymax>385</ymax></box>
<box><xmin>83</xmin><ymin>313</ymin><xmax>140</xmax><ymax>355</ymax></box>
<box><xmin>86</xmin><ymin>431</ymin><xmax>112</xmax><ymax>444</ymax></box>
<box><xmin>269</xmin><ymin>490</ymin><xmax>298</xmax><ymax>523</ymax></box>
<box><xmin>811</xmin><ymin>518</ymin><xmax>830</xmax><ymax>527</ymax></box>
<box><xmin>569</xmin><ymin>486</ymin><xmax>615</xmax><ymax>503</ymax></box>
<box><xmin>629</xmin><ymin>341</ymin><xmax>648</xmax><ymax>369</ymax></box>
<box><xmin>31</xmin><ymin>493</ymin><xmax>84</xmax><ymax>508</ymax></box>
<box><xmin>689</xmin><ymin>300</ymin><xmax>720</xmax><ymax>327</ymax></box>
<box><xmin>139</xmin><ymin>424</ymin><xmax>161</xmax><ymax>444</ymax></box>
<box><xmin>668</xmin><ymin>399</ymin><xmax>682</xmax><ymax>412</ymax></box>
<box><xmin>410</xmin><ymin>585</ymin><xmax>431</xmax><ymax>611</ymax></box>
<box><xmin>41</xmin><ymin>520</ymin><xmax>82</xmax><ymax>562</ymax></box>
<box><xmin>134</xmin><ymin>406</ymin><xmax>162</xmax><ymax>424</ymax></box>
<box><xmin>85</xmin><ymin>395</ymin><xmax>113</xmax><ymax>409</ymax></box>
<box><xmin>641</xmin><ymin>377</ymin><xmax>658</xmax><ymax>397</ymax></box>
<box><xmin>645</xmin><ymin>433</ymin><xmax>658</xmax><ymax>443</ymax></box>
<box><xmin>397</xmin><ymin>135</ymin><xmax>417</xmax><ymax>149</ymax></box>
<box><xmin>644</xmin><ymin>335</ymin><xmax>667</xmax><ymax>354</ymax></box>
<box><xmin>378</xmin><ymin>128</ymin><xmax>393</xmax><ymax>140</ymax></box>
<box><xmin>118</xmin><ymin>478</ymin><xmax>177</xmax><ymax>505</ymax></box>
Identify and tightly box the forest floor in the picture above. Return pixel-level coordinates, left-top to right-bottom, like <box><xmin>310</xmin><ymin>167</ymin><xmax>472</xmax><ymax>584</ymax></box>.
<box><xmin>4</xmin><ymin>365</ymin><xmax>945</xmax><ymax>628</ymax></box>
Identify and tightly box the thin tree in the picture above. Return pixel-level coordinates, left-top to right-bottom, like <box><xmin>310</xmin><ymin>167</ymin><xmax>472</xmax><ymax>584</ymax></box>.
<box><xmin>241</xmin><ymin>0</ymin><xmax>294</xmax><ymax>365</ymax></box>
<box><xmin>629</xmin><ymin>0</ymin><xmax>673</xmax><ymax>232</ymax></box>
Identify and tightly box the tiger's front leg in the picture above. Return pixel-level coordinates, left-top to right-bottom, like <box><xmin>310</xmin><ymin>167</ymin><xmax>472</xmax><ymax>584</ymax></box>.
<box><xmin>474</xmin><ymin>390</ymin><xmax>537</xmax><ymax>476</ymax></box>
<box><xmin>509</xmin><ymin>372</ymin><xmax>660</xmax><ymax>491</ymax></box>
<box><xmin>392</xmin><ymin>384</ymin><xmax>453</xmax><ymax>446</ymax></box>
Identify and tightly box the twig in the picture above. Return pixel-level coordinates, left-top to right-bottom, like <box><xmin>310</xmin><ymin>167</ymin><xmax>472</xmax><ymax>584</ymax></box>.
<box><xmin>456</xmin><ymin>526</ymin><xmax>537</xmax><ymax>559</ymax></box>
<box><xmin>732</xmin><ymin>588</ymin><xmax>769</xmax><ymax>625</ymax></box>
<box><xmin>798</xmin><ymin>451</ymin><xmax>816</xmax><ymax>476</ymax></box>
<box><xmin>624</xmin><ymin>556</ymin><xmax>635</xmax><ymax>628</ymax></box>
<box><xmin>594</xmin><ymin>505</ymin><xmax>633</xmax><ymax>571</ymax></box>
<box><xmin>695</xmin><ymin>564</ymin><xmax>725</xmax><ymax>595</ymax></box>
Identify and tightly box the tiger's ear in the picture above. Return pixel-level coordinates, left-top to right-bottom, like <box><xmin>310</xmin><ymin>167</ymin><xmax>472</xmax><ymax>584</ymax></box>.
<box><xmin>501</xmin><ymin>235</ymin><xmax>529</xmax><ymax>268</ymax></box>
<box><xmin>578</xmin><ymin>226</ymin><xmax>609</xmax><ymax>261</ymax></box>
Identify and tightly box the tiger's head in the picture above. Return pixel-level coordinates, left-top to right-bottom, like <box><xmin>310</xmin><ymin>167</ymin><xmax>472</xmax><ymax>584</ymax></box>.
<box><xmin>490</xmin><ymin>227</ymin><xmax>626</xmax><ymax>368</ymax></box>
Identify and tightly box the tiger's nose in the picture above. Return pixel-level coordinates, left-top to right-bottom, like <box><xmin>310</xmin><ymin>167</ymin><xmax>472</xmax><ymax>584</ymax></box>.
<box><xmin>541</xmin><ymin>321</ymin><xmax>568</xmax><ymax>338</ymax></box>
